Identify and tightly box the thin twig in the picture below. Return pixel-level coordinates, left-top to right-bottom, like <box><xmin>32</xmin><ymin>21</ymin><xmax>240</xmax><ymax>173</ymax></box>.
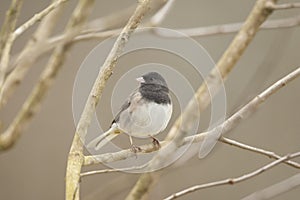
<box><xmin>65</xmin><ymin>28</ymin><xmax>122</xmax><ymax>43</ymax></box>
<box><xmin>80</xmin><ymin>164</ymin><xmax>148</xmax><ymax>177</ymax></box>
<box><xmin>0</xmin><ymin>0</ymin><xmax>68</xmax><ymax>106</ymax></box>
<box><xmin>85</xmin><ymin>0</ymin><xmax>167</xmax><ymax>32</ymax></box>
<box><xmin>164</xmin><ymin>152</ymin><xmax>300</xmax><ymax>200</ymax></box>
<box><xmin>241</xmin><ymin>173</ymin><xmax>300</xmax><ymax>200</ymax></box>
<box><xmin>220</xmin><ymin>137</ymin><xmax>300</xmax><ymax>169</ymax></box>
<box><xmin>46</xmin><ymin>13</ymin><xmax>300</xmax><ymax>46</ymax></box>
<box><xmin>48</xmin><ymin>0</ymin><xmax>173</xmax><ymax>45</ymax></box>
<box><xmin>0</xmin><ymin>0</ymin><xmax>93</xmax><ymax>151</ymax></box>
<box><xmin>154</xmin><ymin>14</ymin><xmax>300</xmax><ymax>38</ymax></box>
<box><xmin>149</xmin><ymin>0</ymin><xmax>175</xmax><ymax>26</ymax></box>
<box><xmin>84</xmin><ymin>67</ymin><xmax>300</xmax><ymax>166</ymax></box>
<box><xmin>14</xmin><ymin>0</ymin><xmax>68</xmax><ymax>37</ymax></box>
<box><xmin>65</xmin><ymin>1</ymin><xmax>150</xmax><ymax>200</ymax></box>
<box><xmin>266</xmin><ymin>2</ymin><xmax>300</xmax><ymax>10</ymax></box>
<box><xmin>0</xmin><ymin>1</ymin><xmax>22</xmax><ymax>89</ymax></box>
<box><xmin>70</xmin><ymin>14</ymin><xmax>300</xmax><ymax>41</ymax></box>
<box><xmin>0</xmin><ymin>0</ymin><xmax>66</xmax><ymax>109</ymax></box>
<box><xmin>0</xmin><ymin>0</ymin><xmax>23</xmax><ymax>57</ymax></box>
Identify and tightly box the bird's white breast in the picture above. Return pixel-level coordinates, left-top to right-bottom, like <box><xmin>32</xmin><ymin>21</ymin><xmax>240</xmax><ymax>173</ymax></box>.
<box><xmin>118</xmin><ymin>101</ymin><xmax>172</xmax><ymax>138</ymax></box>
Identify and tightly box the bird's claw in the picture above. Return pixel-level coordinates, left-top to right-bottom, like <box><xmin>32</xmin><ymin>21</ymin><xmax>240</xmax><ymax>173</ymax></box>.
<box><xmin>131</xmin><ymin>145</ymin><xmax>142</xmax><ymax>154</ymax></box>
<box><xmin>151</xmin><ymin>137</ymin><xmax>161</xmax><ymax>149</ymax></box>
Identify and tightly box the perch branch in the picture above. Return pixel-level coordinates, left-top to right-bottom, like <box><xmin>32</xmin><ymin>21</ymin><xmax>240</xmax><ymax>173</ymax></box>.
<box><xmin>241</xmin><ymin>173</ymin><xmax>300</xmax><ymax>200</ymax></box>
<box><xmin>0</xmin><ymin>0</ymin><xmax>93</xmax><ymax>150</ymax></box>
<box><xmin>82</xmin><ymin>134</ymin><xmax>300</xmax><ymax>175</ymax></box>
<box><xmin>65</xmin><ymin>1</ymin><xmax>150</xmax><ymax>199</ymax></box>
<box><xmin>125</xmin><ymin>0</ymin><xmax>278</xmax><ymax>199</ymax></box>
<box><xmin>84</xmin><ymin>66</ymin><xmax>300</xmax><ymax>168</ymax></box>
<box><xmin>164</xmin><ymin>152</ymin><xmax>300</xmax><ymax>200</ymax></box>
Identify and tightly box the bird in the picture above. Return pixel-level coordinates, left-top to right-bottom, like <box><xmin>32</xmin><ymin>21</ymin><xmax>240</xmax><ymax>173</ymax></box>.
<box><xmin>87</xmin><ymin>72</ymin><xmax>173</xmax><ymax>152</ymax></box>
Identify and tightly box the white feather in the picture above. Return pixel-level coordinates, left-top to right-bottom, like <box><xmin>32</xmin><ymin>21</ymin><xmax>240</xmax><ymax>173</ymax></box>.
<box><xmin>117</xmin><ymin>102</ymin><xmax>172</xmax><ymax>138</ymax></box>
<box><xmin>87</xmin><ymin>124</ymin><xmax>120</xmax><ymax>150</ymax></box>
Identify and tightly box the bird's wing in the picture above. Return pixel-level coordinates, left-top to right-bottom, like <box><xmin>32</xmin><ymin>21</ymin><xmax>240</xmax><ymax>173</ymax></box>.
<box><xmin>111</xmin><ymin>88</ymin><xmax>141</xmax><ymax>126</ymax></box>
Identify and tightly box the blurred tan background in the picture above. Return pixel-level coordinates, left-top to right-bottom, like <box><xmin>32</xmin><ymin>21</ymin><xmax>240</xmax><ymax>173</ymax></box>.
<box><xmin>0</xmin><ymin>0</ymin><xmax>300</xmax><ymax>199</ymax></box>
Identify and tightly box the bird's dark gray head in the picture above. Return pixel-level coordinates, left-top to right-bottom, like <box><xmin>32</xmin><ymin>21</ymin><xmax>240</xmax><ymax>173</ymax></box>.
<box><xmin>137</xmin><ymin>72</ymin><xmax>170</xmax><ymax>104</ymax></box>
<box><xmin>136</xmin><ymin>72</ymin><xmax>168</xmax><ymax>87</ymax></box>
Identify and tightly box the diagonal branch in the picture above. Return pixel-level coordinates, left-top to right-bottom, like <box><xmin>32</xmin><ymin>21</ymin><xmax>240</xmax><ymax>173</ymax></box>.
<box><xmin>220</xmin><ymin>137</ymin><xmax>300</xmax><ymax>169</ymax></box>
<box><xmin>0</xmin><ymin>0</ymin><xmax>93</xmax><ymax>151</ymax></box>
<box><xmin>65</xmin><ymin>1</ymin><xmax>151</xmax><ymax>199</ymax></box>
<box><xmin>0</xmin><ymin>0</ymin><xmax>23</xmax><ymax>57</ymax></box>
<box><xmin>241</xmin><ymin>173</ymin><xmax>300</xmax><ymax>200</ymax></box>
<box><xmin>0</xmin><ymin>0</ymin><xmax>69</xmax><ymax>106</ymax></box>
<box><xmin>0</xmin><ymin>0</ymin><xmax>66</xmax><ymax>110</ymax></box>
<box><xmin>154</xmin><ymin>14</ymin><xmax>300</xmax><ymax>38</ymax></box>
<box><xmin>164</xmin><ymin>152</ymin><xmax>300</xmax><ymax>200</ymax></box>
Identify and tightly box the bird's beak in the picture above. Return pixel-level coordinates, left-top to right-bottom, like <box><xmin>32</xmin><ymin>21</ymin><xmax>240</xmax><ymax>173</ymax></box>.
<box><xmin>136</xmin><ymin>77</ymin><xmax>145</xmax><ymax>83</ymax></box>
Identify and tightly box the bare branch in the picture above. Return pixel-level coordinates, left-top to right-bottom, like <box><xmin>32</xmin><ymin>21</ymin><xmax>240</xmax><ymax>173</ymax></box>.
<box><xmin>154</xmin><ymin>14</ymin><xmax>300</xmax><ymax>37</ymax></box>
<box><xmin>0</xmin><ymin>0</ymin><xmax>66</xmax><ymax>110</ymax></box>
<box><xmin>14</xmin><ymin>0</ymin><xmax>68</xmax><ymax>38</ymax></box>
<box><xmin>61</xmin><ymin>28</ymin><xmax>122</xmax><ymax>43</ymax></box>
<box><xmin>0</xmin><ymin>0</ymin><xmax>68</xmax><ymax>106</ymax></box>
<box><xmin>82</xmin><ymin>135</ymin><xmax>300</xmax><ymax>177</ymax></box>
<box><xmin>86</xmin><ymin>5</ymin><xmax>136</xmax><ymax>32</ymax></box>
<box><xmin>0</xmin><ymin>0</ymin><xmax>23</xmax><ymax>57</ymax></box>
<box><xmin>220</xmin><ymin>137</ymin><xmax>300</xmax><ymax>169</ymax></box>
<box><xmin>164</xmin><ymin>152</ymin><xmax>300</xmax><ymax>200</ymax></box>
<box><xmin>65</xmin><ymin>1</ymin><xmax>150</xmax><ymax>199</ymax></box>
<box><xmin>265</xmin><ymin>2</ymin><xmax>300</xmax><ymax>10</ymax></box>
<box><xmin>0</xmin><ymin>0</ymin><xmax>93</xmax><ymax>151</ymax></box>
<box><xmin>80</xmin><ymin>164</ymin><xmax>148</xmax><ymax>177</ymax></box>
<box><xmin>149</xmin><ymin>0</ymin><xmax>175</xmax><ymax>26</ymax></box>
<box><xmin>47</xmin><ymin>0</ymin><xmax>174</xmax><ymax>46</ymax></box>
<box><xmin>242</xmin><ymin>173</ymin><xmax>300</xmax><ymax>200</ymax></box>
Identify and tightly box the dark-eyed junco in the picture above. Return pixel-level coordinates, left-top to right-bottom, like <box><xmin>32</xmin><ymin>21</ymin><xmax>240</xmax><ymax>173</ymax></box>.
<box><xmin>87</xmin><ymin>72</ymin><xmax>172</xmax><ymax>151</ymax></box>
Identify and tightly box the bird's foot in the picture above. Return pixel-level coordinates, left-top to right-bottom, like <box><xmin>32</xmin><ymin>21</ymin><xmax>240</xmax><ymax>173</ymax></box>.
<box><xmin>151</xmin><ymin>136</ymin><xmax>161</xmax><ymax>149</ymax></box>
<box><xmin>130</xmin><ymin>144</ymin><xmax>142</xmax><ymax>154</ymax></box>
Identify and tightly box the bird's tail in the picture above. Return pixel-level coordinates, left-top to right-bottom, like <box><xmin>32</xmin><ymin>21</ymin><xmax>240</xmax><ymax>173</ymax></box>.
<box><xmin>87</xmin><ymin>125</ymin><xmax>121</xmax><ymax>150</ymax></box>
